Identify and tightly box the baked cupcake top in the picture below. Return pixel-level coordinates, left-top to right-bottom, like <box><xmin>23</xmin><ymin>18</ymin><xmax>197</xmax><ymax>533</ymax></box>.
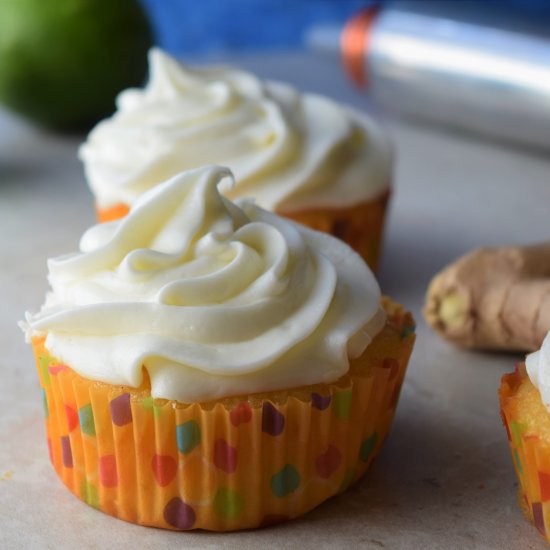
<box><xmin>24</xmin><ymin>165</ymin><xmax>385</xmax><ymax>402</ymax></box>
<box><xmin>80</xmin><ymin>48</ymin><xmax>391</xmax><ymax>214</ymax></box>
<box><xmin>526</xmin><ymin>332</ymin><xmax>550</xmax><ymax>410</ymax></box>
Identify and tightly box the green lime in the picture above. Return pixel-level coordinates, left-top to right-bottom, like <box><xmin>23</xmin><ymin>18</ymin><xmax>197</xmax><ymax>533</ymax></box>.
<box><xmin>0</xmin><ymin>0</ymin><xmax>152</xmax><ymax>130</ymax></box>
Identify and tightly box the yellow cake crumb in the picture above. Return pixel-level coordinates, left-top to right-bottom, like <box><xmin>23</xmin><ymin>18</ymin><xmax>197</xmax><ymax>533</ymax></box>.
<box><xmin>505</xmin><ymin>365</ymin><xmax>550</xmax><ymax>444</ymax></box>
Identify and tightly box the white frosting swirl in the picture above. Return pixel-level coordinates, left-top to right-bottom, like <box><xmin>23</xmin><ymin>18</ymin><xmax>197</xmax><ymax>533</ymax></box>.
<box><xmin>80</xmin><ymin>48</ymin><xmax>391</xmax><ymax>213</ymax></box>
<box><xmin>25</xmin><ymin>166</ymin><xmax>385</xmax><ymax>402</ymax></box>
<box><xmin>526</xmin><ymin>332</ymin><xmax>550</xmax><ymax>411</ymax></box>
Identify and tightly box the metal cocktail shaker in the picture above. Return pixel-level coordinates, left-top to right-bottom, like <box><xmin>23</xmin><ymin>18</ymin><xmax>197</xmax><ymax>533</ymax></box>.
<box><xmin>314</xmin><ymin>6</ymin><xmax>550</xmax><ymax>150</ymax></box>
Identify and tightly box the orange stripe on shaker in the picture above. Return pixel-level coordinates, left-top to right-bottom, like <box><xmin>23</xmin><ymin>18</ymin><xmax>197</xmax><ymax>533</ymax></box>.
<box><xmin>341</xmin><ymin>7</ymin><xmax>379</xmax><ymax>88</ymax></box>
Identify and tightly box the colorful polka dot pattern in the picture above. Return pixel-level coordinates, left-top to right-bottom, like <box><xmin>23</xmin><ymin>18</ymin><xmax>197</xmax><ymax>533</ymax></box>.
<box><xmin>152</xmin><ymin>454</ymin><xmax>177</xmax><ymax>487</ymax></box>
<box><xmin>213</xmin><ymin>488</ymin><xmax>244</xmax><ymax>520</ymax></box>
<box><xmin>31</xmin><ymin>298</ymin><xmax>415</xmax><ymax>532</ymax></box>
<box><xmin>78</xmin><ymin>404</ymin><xmax>95</xmax><ymax>436</ymax></box>
<box><xmin>176</xmin><ymin>420</ymin><xmax>201</xmax><ymax>454</ymax></box>
<box><xmin>500</xmin><ymin>368</ymin><xmax>550</xmax><ymax>542</ymax></box>
<box><xmin>271</xmin><ymin>464</ymin><xmax>301</xmax><ymax>497</ymax></box>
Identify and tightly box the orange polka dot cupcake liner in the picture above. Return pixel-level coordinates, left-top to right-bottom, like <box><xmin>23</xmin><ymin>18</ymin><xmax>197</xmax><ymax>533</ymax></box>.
<box><xmin>33</xmin><ymin>297</ymin><xmax>414</xmax><ymax>531</ymax></box>
<box><xmin>500</xmin><ymin>365</ymin><xmax>550</xmax><ymax>542</ymax></box>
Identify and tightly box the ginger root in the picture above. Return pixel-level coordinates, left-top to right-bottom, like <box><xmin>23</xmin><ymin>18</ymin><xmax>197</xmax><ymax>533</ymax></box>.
<box><xmin>424</xmin><ymin>242</ymin><xmax>550</xmax><ymax>352</ymax></box>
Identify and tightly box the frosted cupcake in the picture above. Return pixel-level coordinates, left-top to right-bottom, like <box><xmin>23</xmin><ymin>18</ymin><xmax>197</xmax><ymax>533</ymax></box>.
<box><xmin>79</xmin><ymin>49</ymin><xmax>391</xmax><ymax>271</ymax></box>
<box><xmin>500</xmin><ymin>332</ymin><xmax>550</xmax><ymax>542</ymax></box>
<box><xmin>23</xmin><ymin>165</ymin><xmax>414</xmax><ymax>531</ymax></box>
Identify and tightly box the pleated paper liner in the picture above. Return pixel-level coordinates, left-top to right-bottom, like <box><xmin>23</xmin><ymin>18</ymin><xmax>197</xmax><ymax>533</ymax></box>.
<box><xmin>281</xmin><ymin>189</ymin><xmax>390</xmax><ymax>273</ymax></box>
<box><xmin>96</xmin><ymin>188</ymin><xmax>391</xmax><ymax>273</ymax></box>
<box><xmin>500</xmin><ymin>364</ymin><xmax>550</xmax><ymax>542</ymax></box>
<box><xmin>33</xmin><ymin>297</ymin><xmax>414</xmax><ymax>531</ymax></box>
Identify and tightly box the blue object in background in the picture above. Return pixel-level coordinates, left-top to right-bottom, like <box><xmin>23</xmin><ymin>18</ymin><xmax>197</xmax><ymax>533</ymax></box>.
<box><xmin>139</xmin><ymin>0</ymin><xmax>371</xmax><ymax>55</ymax></box>
<box><xmin>139</xmin><ymin>0</ymin><xmax>550</xmax><ymax>56</ymax></box>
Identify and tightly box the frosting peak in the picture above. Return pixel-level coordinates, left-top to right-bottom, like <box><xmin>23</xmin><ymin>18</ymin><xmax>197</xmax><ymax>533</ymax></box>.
<box><xmin>80</xmin><ymin>48</ymin><xmax>391</xmax><ymax>213</ymax></box>
<box><xmin>25</xmin><ymin>166</ymin><xmax>385</xmax><ymax>402</ymax></box>
<box><xmin>527</xmin><ymin>332</ymin><xmax>550</xmax><ymax>410</ymax></box>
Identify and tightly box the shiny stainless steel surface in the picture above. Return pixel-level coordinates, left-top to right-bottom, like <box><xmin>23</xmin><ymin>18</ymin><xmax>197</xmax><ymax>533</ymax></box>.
<box><xmin>367</xmin><ymin>10</ymin><xmax>550</xmax><ymax>150</ymax></box>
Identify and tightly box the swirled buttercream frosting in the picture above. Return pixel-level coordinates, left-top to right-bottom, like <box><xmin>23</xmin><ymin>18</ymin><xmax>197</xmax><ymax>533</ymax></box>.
<box><xmin>24</xmin><ymin>165</ymin><xmax>385</xmax><ymax>402</ymax></box>
<box><xmin>80</xmin><ymin>48</ymin><xmax>391</xmax><ymax>213</ymax></box>
<box><xmin>527</xmin><ymin>332</ymin><xmax>550</xmax><ymax>411</ymax></box>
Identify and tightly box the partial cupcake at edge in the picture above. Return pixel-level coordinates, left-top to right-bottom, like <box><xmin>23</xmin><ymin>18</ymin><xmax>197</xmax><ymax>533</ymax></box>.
<box><xmin>500</xmin><ymin>331</ymin><xmax>550</xmax><ymax>542</ymax></box>
<box><xmin>22</xmin><ymin>165</ymin><xmax>415</xmax><ymax>531</ymax></box>
<box><xmin>79</xmin><ymin>49</ymin><xmax>392</xmax><ymax>272</ymax></box>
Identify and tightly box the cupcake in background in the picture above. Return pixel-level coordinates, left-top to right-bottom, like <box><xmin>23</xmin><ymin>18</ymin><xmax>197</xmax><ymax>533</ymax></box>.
<box><xmin>500</xmin><ymin>332</ymin><xmax>550</xmax><ymax>542</ymax></box>
<box><xmin>22</xmin><ymin>165</ymin><xmax>414</xmax><ymax>531</ymax></box>
<box><xmin>79</xmin><ymin>49</ymin><xmax>391</xmax><ymax>271</ymax></box>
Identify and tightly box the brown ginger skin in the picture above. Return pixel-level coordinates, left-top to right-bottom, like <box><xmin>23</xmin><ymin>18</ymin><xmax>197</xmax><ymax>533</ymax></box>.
<box><xmin>424</xmin><ymin>242</ymin><xmax>550</xmax><ymax>352</ymax></box>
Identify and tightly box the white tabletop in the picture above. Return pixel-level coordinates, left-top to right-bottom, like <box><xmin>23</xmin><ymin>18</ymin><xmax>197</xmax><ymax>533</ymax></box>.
<box><xmin>1</xmin><ymin>52</ymin><xmax>549</xmax><ymax>549</ymax></box>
